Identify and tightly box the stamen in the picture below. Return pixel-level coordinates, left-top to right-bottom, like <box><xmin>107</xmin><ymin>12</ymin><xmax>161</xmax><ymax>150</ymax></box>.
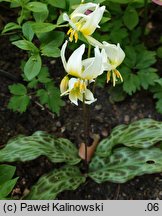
<box><xmin>67</xmin><ymin>28</ymin><xmax>78</xmax><ymax>43</ymax></box>
<box><xmin>115</xmin><ymin>69</ymin><xmax>123</xmax><ymax>82</ymax></box>
<box><xmin>67</xmin><ymin>28</ymin><xmax>73</xmax><ymax>36</ymax></box>
<box><xmin>74</xmin><ymin>31</ymin><xmax>78</xmax><ymax>43</ymax></box>
<box><xmin>112</xmin><ymin>71</ymin><xmax>116</xmax><ymax>87</ymax></box>
<box><xmin>107</xmin><ymin>71</ymin><xmax>111</xmax><ymax>83</ymax></box>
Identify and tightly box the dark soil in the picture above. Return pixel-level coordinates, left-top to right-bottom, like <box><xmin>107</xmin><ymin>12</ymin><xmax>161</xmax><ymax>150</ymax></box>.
<box><xmin>0</xmin><ymin>4</ymin><xmax>162</xmax><ymax>200</ymax></box>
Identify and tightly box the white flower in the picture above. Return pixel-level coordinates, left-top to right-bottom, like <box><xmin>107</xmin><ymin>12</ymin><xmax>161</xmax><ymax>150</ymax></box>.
<box><xmin>60</xmin><ymin>77</ymin><xmax>96</xmax><ymax>105</ymax></box>
<box><xmin>60</xmin><ymin>40</ymin><xmax>104</xmax><ymax>105</ymax></box>
<box><xmin>63</xmin><ymin>3</ymin><xmax>105</xmax><ymax>43</ymax></box>
<box><xmin>61</xmin><ymin>40</ymin><xmax>103</xmax><ymax>80</ymax></box>
<box><xmin>101</xmin><ymin>42</ymin><xmax>125</xmax><ymax>86</ymax></box>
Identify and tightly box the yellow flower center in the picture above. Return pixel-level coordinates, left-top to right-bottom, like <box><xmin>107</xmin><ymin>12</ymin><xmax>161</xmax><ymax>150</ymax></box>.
<box><xmin>74</xmin><ymin>80</ymin><xmax>86</xmax><ymax>93</ymax></box>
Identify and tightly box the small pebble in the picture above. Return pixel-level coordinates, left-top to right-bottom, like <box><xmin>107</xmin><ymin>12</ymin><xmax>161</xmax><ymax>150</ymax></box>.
<box><xmin>61</xmin><ymin>126</ymin><xmax>66</xmax><ymax>133</ymax></box>
<box><xmin>124</xmin><ymin>115</ymin><xmax>130</xmax><ymax>123</ymax></box>
<box><xmin>56</xmin><ymin>121</ymin><xmax>61</xmax><ymax>127</ymax></box>
<box><xmin>159</xmin><ymin>191</ymin><xmax>162</xmax><ymax>196</ymax></box>
<box><xmin>101</xmin><ymin>128</ymin><xmax>108</xmax><ymax>137</ymax></box>
<box><xmin>50</xmin><ymin>60</ymin><xmax>56</xmax><ymax>65</ymax></box>
<box><xmin>95</xmin><ymin>104</ymin><xmax>102</xmax><ymax>111</ymax></box>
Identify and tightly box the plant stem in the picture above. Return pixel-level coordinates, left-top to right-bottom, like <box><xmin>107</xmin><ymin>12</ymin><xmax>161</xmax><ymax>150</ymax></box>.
<box><xmin>57</xmin><ymin>24</ymin><xmax>69</xmax><ymax>28</ymax></box>
<box><xmin>82</xmin><ymin>44</ymin><xmax>92</xmax><ymax>171</ymax></box>
<box><xmin>83</xmin><ymin>94</ymin><xmax>89</xmax><ymax>172</ymax></box>
<box><xmin>88</xmin><ymin>44</ymin><xmax>91</xmax><ymax>58</ymax></box>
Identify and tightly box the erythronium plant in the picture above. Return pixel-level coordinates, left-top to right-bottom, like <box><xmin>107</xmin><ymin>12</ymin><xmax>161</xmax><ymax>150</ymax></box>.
<box><xmin>1</xmin><ymin>0</ymin><xmax>162</xmax><ymax>200</ymax></box>
<box><xmin>60</xmin><ymin>1</ymin><xmax>125</xmax><ymax>167</ymax></box>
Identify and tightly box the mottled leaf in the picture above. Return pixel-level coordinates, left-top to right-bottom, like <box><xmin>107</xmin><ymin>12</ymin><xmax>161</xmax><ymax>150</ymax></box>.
<box><xmin>0</xmin><ymin>131</ymin><xmax>80</xmax><ymax>165</ymax></box>
<box><xmin>89</xmin><ymin>147</ymin><xmax>162</xmax><ymax>183</ymax></box>
<box><xmin>26</xmin><ymin>166</ymin><xmax>86</xmax><ymax>200</ymax></box>
<box><xmin>95</xmin><ymin>119</ymin><xmax>162</xmax><ymax>157</ymax></box>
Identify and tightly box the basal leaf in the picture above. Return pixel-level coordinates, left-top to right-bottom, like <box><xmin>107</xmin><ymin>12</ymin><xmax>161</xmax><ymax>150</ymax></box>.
<box><xmin>26</xmin><ymin>166</ymin><xmax>86</xmax><ymax>200</ymax></box>
<box><xmin>94</xmin><ymin>119</ymin><xmax>162</xmax><ymax>157</ymax></box>
<box><xmin>0</xmin><ymin>178</ymin><xmax>18</xmax><ymax>198</ymax></box>
<box><xmin>89</xmin><ymin>147</ymin><xmax>162</xmax><ymax>183</ymax></box>
<box><xmin>0</xmin><ymin>165</ymin><xmax>16</xmax><ymax>185</ymax></box>
<box><xmin>0</xmin><ymin>131</ymin><xmax>80</xmax><ymax>165</ymax></box>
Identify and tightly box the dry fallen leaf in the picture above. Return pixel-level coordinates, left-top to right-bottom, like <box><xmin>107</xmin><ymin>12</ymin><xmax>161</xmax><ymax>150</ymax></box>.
<box><xmin>79</xmin><ymin>134</ymin><xmax>100</xmax><ymax>162</ymax></box>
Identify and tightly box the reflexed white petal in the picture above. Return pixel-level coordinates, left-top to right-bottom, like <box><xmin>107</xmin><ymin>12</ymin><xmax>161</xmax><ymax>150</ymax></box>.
<box><xmin>82</xmin><ymin>57</ymin><xmax>94</xmax><ymax>69</ymax></box>
<box><xmin>85</xmin><ymin>89</ymin><xmax>97</xmax><ymax>104</ymax></box>
<box><xmin>82</xmin><ymin>46</ymin><xmax>103</xmax><ymax>79</ymax></box>
<box><xmin>68</xmin><ymin>78</ymin><xmax>78</xmax><ymax>91</ymax></box>
<box><xmin>60</xmin><ymin>76</ymin><xmax>69</xmax><ymax>94</ymax></box>
<box><xmin>116</xmin><ymin>43</ymin><xmax>125</xmax><ymax>65</ymax></box>
<box><xmin>63</xmin><ymin>13</ymin><xmax>77</xmax><ymax>29</ymax></box>
<box><xmin>85</xmin><ymin>35</ymin><xmax>103</xmax><ymax>48</ymax></box>
<box><xmin>80</xmin><ymin>6</ymin><xmax>105</xmax><ymax>35</ymax></box>
<box><xmin>70</xmin><ymin>3</ymin><xmax>97</xmax><ymax>21</ymax></box>
<box><xmin>69</xmin><ymin>91</ymin><xmax>78</xmax><ymax>105</ymax></box>
<box><xmin>101</xmin><ymin>49</ymin><xmax>114</xmax><ymax>71</ymax></box>
<box><xmin>61</xmin><ymin>40</ymin><xmax>68</xmax><ymax>71</ymax></box>
<box><xmin>102</xmin><ymin>41</ymin><xmax>125</xmax><ymax>68</ymax></box>
<box><xmin>67</xmin><ymin>44</ymin><xmax>85</xmax><ymax>77</ymax></box>
<box><xmin>77</xmin><ymin>92</ymin><xmax>83</xmax><ymax>102</ymax></box>
<box><xmin>63</xmin><ymin>13</ymin><xmax>70</xmax><ymax>22</ymax></box>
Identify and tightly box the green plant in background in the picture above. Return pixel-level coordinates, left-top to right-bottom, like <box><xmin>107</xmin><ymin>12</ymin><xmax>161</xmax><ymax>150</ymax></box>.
<box><xmin>0</xmin><ymin>0</ymin><xmax>68</xmax><ymax>115</ymax></box>
<box><xmin>0</xmin><ymin>0</ymin><xmax>109</xmax><ymax>115</ymax></box>
<box><xmin>95</xmin><ymin>0</ymin><xmax>162</xmax><ymax>108</ymax></box>
<box><xmin>1</xmin><ymin>0</ymin><xmax>162</xmax><ymax>200</ymax></box>
<box><xmin>0</xmin><ymin>164</ymin><xmax>18</xmax><ymax>200</ymax></box>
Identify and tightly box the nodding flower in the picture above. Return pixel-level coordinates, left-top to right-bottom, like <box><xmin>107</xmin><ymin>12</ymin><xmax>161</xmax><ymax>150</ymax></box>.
<box><xmin>61</xmin><ymin>40</ymin><xmax>104</xmax><ymax>80</ymax></box>
<box><xmin>63</xmin><ymin>3</ymin><xmax>105</xmax><ymax>44</ymax></box>
<box><xmin>101</xmin><ymin>42</ymin><xmax>125</xmax><ymax>86</ymax></box>
<box><xmin>60</xmin><ymin>77</ymin><xmax>96</xmax><ymax>105</ymax></box>
<box><xmin>60</xmin><ymin>40</ymin><xmax>104</xmax><ymax>105</ymax></box>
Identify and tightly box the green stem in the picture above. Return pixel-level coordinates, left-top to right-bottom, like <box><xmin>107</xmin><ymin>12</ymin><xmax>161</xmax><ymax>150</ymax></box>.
<box><xmin>56</xmin><ymin>24</ymin><xmax>69</xmax><ymax>28</ymax></box>
<box><xmin>88</xmin><ymin>44</ymin><xmax>91</xmax><ymax>58</ymax></box>
<box><xmin>83</xmin><ymin>94</ymin><xmax>88</xmax><ymax>172</ymax></box>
